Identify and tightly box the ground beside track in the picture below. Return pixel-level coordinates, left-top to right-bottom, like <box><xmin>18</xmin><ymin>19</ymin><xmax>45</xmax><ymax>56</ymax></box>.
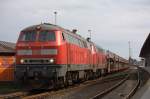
<box><xmin>47</xmin><ymin>78</ymin><xmax>122</xmax><ymax>99</ymax></box>
<box><xmin>96</xmin><ymin>66</ymin><xmax>150</xmax><ymax>99</ymax></box>
<box><xmin>102</xmin><ymin>68</ymin><xmax>138</xmax><ymax>99</ymax></box>
<box><xmin>44</xmin><ymin>71</ymin><xmax>128</xmax><ymax>99</ymax></box>
<box><xmin>132</xmin><ymin>67</ymin><xmax>150</xmax><ymax>99</ymax></box>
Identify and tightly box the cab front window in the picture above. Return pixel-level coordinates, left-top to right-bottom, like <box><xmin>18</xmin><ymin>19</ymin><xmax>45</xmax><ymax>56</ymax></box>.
<box><xmin>19</xmin><ymin>31</ymin><xmax>36</xmax><ymax>41</ymax></box>
<box><xmin>19</xmin><ymin>31</ymin><xmax>56</xmax><ymax>42</ymax></box>
<box><xmin>39</xmin><ymin>31</ymin><xmax>56</xmax><ymax>41</ymax></box>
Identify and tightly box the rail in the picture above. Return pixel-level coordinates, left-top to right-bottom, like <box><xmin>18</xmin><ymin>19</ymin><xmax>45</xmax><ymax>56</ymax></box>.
<box><xmin>22</xmin><ymin>72</ymin><xmax>129</xmax><ymax>99</ymax></box>
<box><xmin>0</xmin><ymin>71</ymin><xmax>129</xmax><ymax>99</ymax></box>
<box><xmin>124</xmin><ymin>68</ymin><xmax>140</xmax><ymax>99</ymax></box>
<box><xmin>91</xmin><ymin>74</ymin><xmax>129</xmax><ymax>99</ymax></box>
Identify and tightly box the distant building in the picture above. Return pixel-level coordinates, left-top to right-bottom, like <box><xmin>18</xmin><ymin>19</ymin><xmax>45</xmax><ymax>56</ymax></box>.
<box><xmin>0</xmin><ymin>41</ymin><xmax>15</xmax><ymax>81</ymax></box>
<box><xmin>140</xmin><ymin>33</ymin><xmax>150</xmax><ymax>67</ymax></box>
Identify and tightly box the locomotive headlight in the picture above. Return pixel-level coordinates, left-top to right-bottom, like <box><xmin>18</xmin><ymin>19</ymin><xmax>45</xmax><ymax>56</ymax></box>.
<box><xmin>20</xmin><ymin>59</ymin><xmax>24</xmax><ymax>63</ymax></box>
<box><xmin>49</xmin><ymin>58</ymin><xmax>54</xmax><ymax>63</ymax></box>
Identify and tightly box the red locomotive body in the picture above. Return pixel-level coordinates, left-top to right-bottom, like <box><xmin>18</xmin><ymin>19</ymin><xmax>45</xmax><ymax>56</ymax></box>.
<box><xmin>15</xmin><ymin>23</ymin><xmax>128</xmax><ymax>89</ymax></box>
<box><xmin>15</xmin><ymin>23</ymin><xmax>107</xmax><ymax>88</ymax></box>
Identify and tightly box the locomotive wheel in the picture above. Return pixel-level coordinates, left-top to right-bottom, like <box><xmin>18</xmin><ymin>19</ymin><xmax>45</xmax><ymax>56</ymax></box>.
<box><xmin>53</xmin><ymin>78</ymin><xmax>59</xmax><ymax>90</ymax></box>
<box><xmin>61</xmin><ymin>77</ymin><xmax>65</xmax><ymax>88</ymax></box>
<box><xmin>64</xmin><ymin>79</ymin><xmax>68</xmax><ymax>88</ymax></box>
<box><xmin>64</xmin><ymin>75</ymin><xmax>69</xmax><ymax>87</ymax></box>
<box><xmin>76</xmin><ymin>72</ymin><xmax>79</xmax><ymax>83</ymax></box>
<box><xmin>98</xmin><ymin>70</ymin><xmax>101</xmax><ymax>77</ymax></box>
<box><xmin>96</xmin><ymin>70</ymin><xmax>98</xmax><ymax>78</ymax></box>
<box><xmin>89</xmin><ymin>71</ymin><xmax>94</xmax><ymax>80</ymax></box>
<box><xmin>58</xmin><ymin>77</ymin><xmax>65</xmax><ymax>88</ymax></box>
<box><xmin>65</xmin><ymin>72</ymin><xmax>73</xmax><ymax>86</ymax></box>
<box><xmin>86</xmin><ymin>71</ymin><xmax>91</xmax><ymax>80</ymax></box>
<box><xmin>84</xmin><ymin>71</ymin><xmax>88</xmax><ymax>81</ymax></box>
<box><xmin>72</xmin><ymin>72</ymin><xmax>79</xmax><ymax>84</ymax></box>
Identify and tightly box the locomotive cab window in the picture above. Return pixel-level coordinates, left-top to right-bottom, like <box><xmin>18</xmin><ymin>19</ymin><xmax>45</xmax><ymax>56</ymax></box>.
<box><xmin>19</xmin><ymin>31</ymin><xmax>36</xmax><ymax>41</ymax></box>
<box><xmin>39</xmin><ymin>31</ymin><xmax>56</xmax><ymax>41</ymax></box>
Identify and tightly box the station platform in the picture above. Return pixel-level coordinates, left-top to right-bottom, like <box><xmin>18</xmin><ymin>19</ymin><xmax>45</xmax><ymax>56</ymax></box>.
<box><xmin>132</xmin><ymin>67</ymin><xmax>150</xmax><ymax>99</ymax></box>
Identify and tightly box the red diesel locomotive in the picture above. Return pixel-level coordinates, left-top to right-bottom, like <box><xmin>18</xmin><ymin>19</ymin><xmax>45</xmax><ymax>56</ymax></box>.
<box><xmin>15</xmin><ymin>23</ymin><xmax>128</xmax><ymax>89</ymax></box>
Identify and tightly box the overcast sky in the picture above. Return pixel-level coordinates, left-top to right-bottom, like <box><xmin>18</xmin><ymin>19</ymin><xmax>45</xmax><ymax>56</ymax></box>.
<box><xmin>0</xmin><ymin>0</ymin><xmax>150</xmax><ymax>59</ymax></box>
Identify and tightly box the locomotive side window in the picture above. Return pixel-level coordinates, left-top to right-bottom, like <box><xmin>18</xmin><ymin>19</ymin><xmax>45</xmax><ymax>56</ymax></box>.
<box><xmin>81</xmin><ymin>40</ymin><xmax>85</xmax><ymax>48</ymax></box>
<box><xmin>68</xmin><ymin>34</ymin><xmax>71</xmax><ymax>42</ymax></box>
<box><xmin>63</xmin><ymin>33</ymin><xmax>73</xmax><ymax>44</ymax></box>
<box><xmin>86</xmin><ymin>42</ymin><xmax>91</xmax><ymax>49</ymax></box>
<box><xmin>78</xmin><ymin>40</ymin><xmax>84</xmax><ymax>48</ymax></box>
<box><xmin>63</xmin><ymin>32</ymin><xmax>87</xmax><ymax>48</ymax></box>
<box><xmin>39</xmin><ymin>31</ymin><xmax>55</xmax><ymax>41</ymax></box>
<box><xmin>69</xmin><ymin>35</ymin><xmax>73</xmax><ymax>43</ymax></box>
<box><xmin>63</xmin><ymin>33</ymin><xmax>69</xmax><ymax>42</ymax></box>
<box><xmin>83</xmin><ymin>41</ymin><xmax>87</xmax><ymax>48</ymax></box>
<box><xmin>62</xmin><ymin>33</ymin><xmax>65</xmax><ymax>41</ymax></box>
<box><xmin>72</xmin><ymin>36</ymin><xmax>78</xmax><ymax>45</ymax></box>
<box><xmin>74</xmin><ymin>38</ymin><xmax>79</xmax><ymax>46</ymax></box>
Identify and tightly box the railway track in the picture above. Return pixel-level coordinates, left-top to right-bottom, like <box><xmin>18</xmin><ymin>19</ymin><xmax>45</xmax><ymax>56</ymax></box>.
<box><xmin>93</xmin><ymin>67</ymin><xmax>140</xmax><ymax>99</ymax></box>
<box><xmin>21</xmin><ymin>71</ymin><xmax>129</xmax><ymax>99</ymax></box>
<box><xmin>0</xmin><ymin>70</ymin><xmax>129</xmax><ymax>99</ymax></box>
<box><xmin>91</xmin><ymin>74</ymin><xmax>129</xmax><ymax>99</ymax></box>
<box><xmin>124</xmin><ymin>68</ymin><xmax>140</xmax><ymax>99</ymax></box>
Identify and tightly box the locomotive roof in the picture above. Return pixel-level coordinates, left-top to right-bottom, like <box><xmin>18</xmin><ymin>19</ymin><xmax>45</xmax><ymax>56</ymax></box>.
<box><xmin>22</xmin><ymin>23</ymin><xmax>64</xmax><ymax>31</ymax></box>
<box><xmin>22</xmin><ymin>23</ymin><xmax>86</xmax><ymax>41</ymax></box>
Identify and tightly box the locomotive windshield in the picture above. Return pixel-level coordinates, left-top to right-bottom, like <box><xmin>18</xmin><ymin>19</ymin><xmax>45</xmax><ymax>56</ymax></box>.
<box><xmin>39</xmin><ymin>31</ymin><xmax>55</xmax><ymax>41</ymax></box>
<box><xmin>19</xmin><ymin>31</ymin><xmax>36</xmax><ymax>41</ymax></box>
<box><xmin>19</xmin><ymin>31</ymin><xmax>55</xmax><ymax>41</ymax></box>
